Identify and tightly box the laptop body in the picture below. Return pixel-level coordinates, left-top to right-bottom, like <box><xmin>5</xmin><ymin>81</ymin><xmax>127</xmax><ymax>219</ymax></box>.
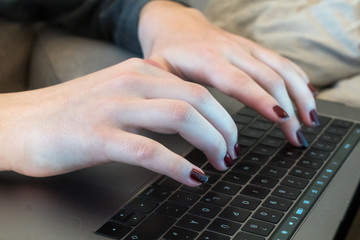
<box><xmin>0</xmin><ymin>89</ymin><xmax>359</xmax><ymax>240</ymax></box>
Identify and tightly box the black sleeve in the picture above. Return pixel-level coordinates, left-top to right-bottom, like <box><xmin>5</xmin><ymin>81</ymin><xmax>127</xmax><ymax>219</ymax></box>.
<box><xmin>0</xmin><ymin>0</ymin><xmax>190</xmax><ymax>55</ymax></box>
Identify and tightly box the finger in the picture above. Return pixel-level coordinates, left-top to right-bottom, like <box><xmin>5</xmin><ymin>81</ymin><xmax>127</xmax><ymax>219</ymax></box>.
<box><xmin>114</xmin><ymin>98</ymin><xmax>230</xmax><ymax>170</ymax></box>
<box><xmin>102</xmin><ymin>130</ymin><xmax>209</xmax><ymax>186</ymax></box>
<box><xmin>118</xmin><ymin>69</ymin><xmax>239</xmax><ymax>159</ymax></box>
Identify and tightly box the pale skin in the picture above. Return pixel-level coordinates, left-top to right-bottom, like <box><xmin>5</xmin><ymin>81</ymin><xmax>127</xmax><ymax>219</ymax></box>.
<box><xmin>0</xmin><ymin>1</ymin><xmax>317</xmax><ymax>187</ymax></box>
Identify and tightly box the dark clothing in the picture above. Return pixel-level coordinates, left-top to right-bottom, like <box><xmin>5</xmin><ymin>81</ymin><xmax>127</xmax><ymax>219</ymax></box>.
<box><xmin>0</xmin><ymin>0</ymin><xmax>189</xmax><ymax>55</ymax></box>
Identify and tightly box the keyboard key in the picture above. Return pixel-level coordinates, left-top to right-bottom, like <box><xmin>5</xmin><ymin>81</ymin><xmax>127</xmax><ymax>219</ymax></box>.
<box><xmin>259</xmin><ymin>166</ymin><xmax>287</xmax><ymax>178</ymax></box>
<box><xmin>140</xmin><ymin>186</ymin><xmax>171</xmax><ymax>202</ymax></box>
<box><xmin>297</xmin><ymin>158</ymin><xmax>323</xmax><ymax>170</ymax></box>
<box><xmin>252</xmin><ymin>144</ymin><xmax>276</xmax><ymax>156</ymax></box>
<box><xmin>250</xmin><ymin>120</ymin><xmax>273</xmax><ymax>131</ymax></box>
<box><xmin>126</xmin><ymin>198</ymin><xmax>158</xmax><ymax>213</ymax></box>
<box><xmin>223</xmin><ymin>171</ymin><xmax>251</xmax><ymax>185</ymax></box>
<box><xmin>263</xmin><ymin>196</ymin><xmax>292</xmax><ymax>211</ymax></box>
<box><xmin>242</xmin><ymin>219</ymin><xmax>274</xmax><ymax>237</ymax></box>
<box><xmin>189</xmin><ymin>202</ymin><xmax>221</xmax><ymax>219</ymax></box>
<box><xmin>290</xmin><ymin>166</ymin><xmax>316</xmax><ymax>179</ymax></box>
<box><xmin>260</xmin><ymin>137</ymin><xmax>284</xmax><ymax>148</ymax></box>
<box><xmin>156</xmin><ymin>202</ymin><xmax>188</xmax><ymax>218</ymax></box>
<box><xmin>234</xmin><ymin>114</ymin><xmax>253</xmax><ymax>124</ymax></box>
<box><xmin>122</xmin><ymin>212</ymin><xmax>146</xmax><ymax>226</ymax></box>
<box><xmin>96</xmin><ymin>221</ymin><xmax>131</xmax><ymax>239</ymax></box>
<box><xmin>281</xmin><ymin>176</ymin><xmax>308</xmax><ymax>189</ymax></box>
<box><xmin>313</xmin><ymin>140</ymin><xmax>336</xmax><ymax>152</ymax></box>
<box><xmin>233</xmin><ymin>162</ymin><xmax>260</xmax><ymax>175</ymax></box>
<box><xmin>332</xmin><ymin>119</ymin><xmax>353</xmax><ymax>128</ymax></box>
<box><xmin>272</xmin><ymin>186</ymin><xmax>301</xmax><ymax>200</ymax></box>
<box><xmin>277</xmin><ymin>145</ymin><xmax>304</xmax><ymax>160</ymax></box>
<box><xmin>239</xmin><ymin>107</ymin><xmax>258</xmax><ymax>117</ymax></box>
<box><xmin>163</xmin><ymin>227</ymin><xmax>198</xmax><ymax>240</ymax></box>
<box><xmin>202</xmin><ymin>192</ymin><xmax>232</xmax><ymax>207</ymax></box>
<box><xmin>231</xmin><ymin>195</ymin><xmax>261</xmax><ymax>210</ymax></box>
<box><xmin>169</xmin><ymin>191</ymin><xmax>200</xmax><ymax>206</ymax></box>
<box><xmin>125</xmin><ymin>213</ymin><xmax>176</xmax><ymax>240</ymax></box>
<box><xmin>234</xmin><ymin>231</ymin><xmax>265</xmax><ymax>240</ymax></box>
<box><xmin>198</xmin><ymin>231</ymin><xmax>230</xmax><ymax>240</ymax></box>
<box><xmin>241</xmin><ymin>185</ymin><xmax>270</xmax><ymax>199</ymax></box>
<box><xmin>181</xmin><ymin>183</ymin><xmax>211</xmax><ymax>195</ymax></box>
<box><xmin>268</xmin><ymin>128</ymin><xmax>286</xmax><ymax>139</ymax></box>
<box><xmin>304</xmin><ymin>148</ymin><xmax>330</xmax><ymax>161</ymax></box>
<box><xmin>241</xmin><ymin>128</ymin><xmax>265</xmax><ymax>139</ymax></box>
<box><xmin>319</xmin><ymin>132</ymin><xmax>343</xmax><ymax>143</ymax></box>
<box><xmin>220</xmin><ymin>206</ymin><xmax>251</xmax><ymax>223</ymax></box>
<box><xmin>253</xmin><ymin>207</ymin><xmax>284</xmax><ymax>224</ymax></box>
<box><xmin>251</xmin><ymin>175</ymin><xmax>279</xmax><ymax>189</ymax></box>
<box><xmin>268</xmin><ymin>157</ymin><xmax>294</xmax><ymax>169</ymax></box>
<box><xmin>238</xmin><ymin>137</ymin><xmax>257</xmax><ymax>147</ymax></box>
<box><xmin>208</xmin><ymin>218</ymin><xmax>241</xmax><ymax>235</ymax></box>
<box><xmin>186</xmin><ymin>149</ymin><xmax>207</xmax><ymax>168</ymax></box>
<box><xmin>177</xmin><ymin>214</ymin><xmax>210</xmax><ymax>232</ymax></box>
<box><xmin>212</xmin><ymin>181</ymin><xmax>242</xmax><ymax>196</ymax></box>
<box><xmin>326</xmin><ymin>125</ymin><xmax>348</xmax><ymax>136</ymax></box>
<box><xmin>243</xmin><ymin>153</ymin><xmax>269</xmax><ymax>165</ymax></box>
<box><xmin>153</xmin><ymin>176</ymin><xmax>181</xmax><ymax>191</ymax></box>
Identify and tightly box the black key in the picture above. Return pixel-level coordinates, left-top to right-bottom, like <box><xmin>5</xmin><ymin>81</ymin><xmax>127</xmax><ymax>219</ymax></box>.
<box><xmin>252</xmin><ymin>144</ymin><xmax>276</xmax><ymax>156</ymax></box>
<box><xmin>169</xmin><ymin>191</ymin><xmax>200</xmax><ymax>206</ymax></box>
<box><xmin>253</xmin><ymin>207</ymin><xmax>284</xmax><ymax>224</ymax></box>
<box><xmin>186</xmin><ymin>149</ymin><xmax>207</xmax><ymax>168</ymax></box>
<box><xmin>234</xmin><ymin>114</ymin><xmax>254</xmax><ymax>124</ymax></box>
<box><xmin>198</xmin><ymin>231</ymin><xmax>230</xmax><ymax>240</ymax></box>
<box><xmin>234</xmin><ymin>231</ymin><xmax>265</xmax><ymax>240</ymax></box>
<box><xmin>272</xmin><ymin>186</ymin><xmax>301</xmax><ymax>200</ymax></box>
<box><xmin>243</xmin><ymin>153</ymin><xmax>269</xmax><ymax>165</ymax></box>
<box><xmin>202</xmin><ymin>192</ymin><xmax>232</xmax><ymax>207</ymax></box>
<box><xmin>125</xmin><ymin>213</ymin><xmax>176</xmax><ymax>240</ymax></box>
<box><xmin>220</xmin><ymin>206</ymin><xmax>251</xmax><ymax>223</ymax></box>
<box><xmin>318</xmin><ymin>115</ymin><xmax>331</xmax><ymax>127</ymax></box>
<box><xmin>236</xmin><ymin>123</ymin><xmax>245</xmax><ymax>131</ymax></box>
<box><xmin>233</xmin><ymin>162</ymin><xmax>260</xmax><ymax>175</ymax></box>
<box><xmin>212</xmin><ymin>181</ymin><xmax>242</xmax><ymax>196</ymax></box>
<box><xmin>231</xmin><ymin>195</ymin><xmax>261</xmax><ymax>210</ymax></box>
<box><xmin>111</xmin><ymin>209</ymin><xmax>132</xmax><ymax>223</ymax></box>
<box><xmin>297</xmin><ymin>158</ymin><xmax>323</xmax><ymax>170</ymax></box>
<box><xmin>251</xmin><ymin>175</ymin><xmax>278</xmax><ymax>189</ymax></box>
<box><xmin>111</xmin><ymin>210</ymin><xmax>145</xmax><ymax>226</ymax></box>
<box><xmin>126</xmin><ymin>198</ymin><xmax>158</xmax><ymax>213</ymax></box>
<box><xmin>259</xmin><ymin>166</ymin><xmax>287</xmax><ymax>178</ymax></box>
<box><xmin>302</xmin><ymin>132</ymin><xmax>316</xmax><ymax>143</ymax></box>
<box><xmin>241</xmin><ymin>185</ymin><xmax>270</xmax><ymax>199</ymax></box>
<box><xmin>320</xmin><ymin>132</ymin><xmax>343</xmax><ymax>143</ymax></box>
<box><xmin>177</xmin><ymin>214</ymin><xmax>210</xmax><ymax>232</ymax></box>
<box><xmin>96</xmin><ymin>221</ymin><xmax>132</xmax><ymax>239</ymax></box>
<box><xmin>163</xmin><ymin>227</ymin><xmax>198</xmax><ymax>240</ymax></box>
<box><xmin>208</xmin><ymin>218</ymin><xmax>241</xmax><ymax>235</ymax></box>
<box><xmin>304</xmin><ymin>148</ymin><xmax>330</xmax><ymax>161</ymax></box>
<box><xmin>268</xmin><ymin>157</ymin><xmax>294</xmax><ymax>169</ymax></box>
<box><xmin>189</xmin><ymin>202</ymin><xmax>221</xmax><ymax>218</ymax></box>
<box><xmin>239</xmin><ymin>107</ymin><xmax>258</xmax><ymax>117</ymax></box>
<box><xmin>242</xmin><ymin>219</ymin><xmax>274</xmax><ymax>237</ymax></box>
<box><xmin>277</xmin><ymin>145</ymin><xmax>304</xmax><ymax>160</ymax></box>
<box><xmin>238</xmin><ymin>137</ymin><xmax>258</xmax><ymax>147</ymax></box>
<box><xmin>301</xmin><ymin>125</ymin><xmax>322</xmax><ymax>134</ymax></box>
<box><xmin>313</xmin><ymin>140</ymin><xmax>336</xmax><ymax>152</ymax></box>
<box><xmin>281</xmin><ymin>176</ymin><xmax>308</xmax><ymax>189</ymax></box>
<box><xmin>153</xmin><ymin>176</ymin><xmax>181</xmax><ymax>191</ymax></box>
<box><xmin>263</xmin><ymin>196</ymin><xmax>292</xmax><ymax>212</ymax></box>
<box><xmin>260</xmin><ymin>137</ymin><xmax>284</xmax><ymax>148</ymax></box>
<box><xmin>326</xmin><ymin>125</ymin><xmax>348</xmax><ymax>136</ymax></box>
<box><xmin>140</xmin><ymin>186</ymin><xmax>171</xmax><ymax>202</ymax></box>
<box><xmin>290</xmin><ymin>166</ymin><xmax>316</xmax><ymax>179</ymax></box>
<box><xmin>268</xmin><ymin>128</ymin><xmax>286</xmax><ymax>139</ymax></box>
<box><xmin>332</xmin><ymin>119</ymin><xmax>353</xmax><ymax>128</ymax></box>
<box><xmin>156</xmin><ymin>202</ymin><xmax>188</xmax><ymax>218</ymax></box>
<box><xmin>223</xmin><ymin>171</ymin><xmax>251</xmax><ymax>185</ymax></box>
<box><xmin>181</xmin><ymin>183</ymin><xmax>211</xmax><ymax>195</ymax></box>
<box><xmin>205</xmin><ymin>171</ymin><xmax>222</xmax><ymax>184</ymax></box>
<box><xmin>241</xmin><ymin>128</ymin><xmax>265</xmax><ymax>139</ymax></box>
<box><xmin>250</xmin><ymin>120</ymin><xmax>273</xmax><ymax>131</ymax></box>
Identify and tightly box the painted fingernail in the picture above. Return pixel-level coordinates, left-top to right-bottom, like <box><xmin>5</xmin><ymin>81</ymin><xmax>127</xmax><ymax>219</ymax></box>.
<box><xmin>310</xmin><ymin>109</ymin><xmax>320</xmax><ymax>126</ymax></box>
<box><xmin>234</xmin><ymin>142</ymin><xmax>241</xmax><ymax>157</ymax></box>
<box><xmin>308</xmin><ymin>83</ymin><xmax>318</xmax><ymax>96</ymax></box>
<box><xmin>273</xmin><ymin>105</ymin><xmax>289</xmax><ymax>119</ymax></box>
<box><xmin>190</xmin><ymin>169</ymin><xmax>208</xmax><ymax>184</ymax></box>
<box><xmin>296</xmin><ymin>130</ymin><xmax>309</xmax><ymax>147</ymax></box>
<box><xmin>224</xmin><ymin>152</ymin><xmax>234</xmax><ymax>168</ymax></box>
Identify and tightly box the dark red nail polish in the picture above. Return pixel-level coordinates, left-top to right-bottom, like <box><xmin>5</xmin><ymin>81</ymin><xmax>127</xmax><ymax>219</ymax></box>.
<box><xmin>234</xmin><ymin>142</ymin><xmax>241</xmax><ymax>157</ymax></box>
<box><xmin>310</xmin><ymin>109</ymin><xmax>320</xmax><ymax>126</ymax></box>
<box><xmin>273</xmin><ymin>105</ymin><xmax>289</xmax><ymax>119</ymax></box>
<box><xmin>224</xmin><ymin>152</ymin><xmax>234</xmax><ymax>168</ymax></box>
<box><xmin>296</xmin><ymin>130</ymin><xmax>309</xmax><ymax>147</ymax></box>
<box><xmin>308</xmin><ymin>83</ymin><xmax>318</xmax><ymax>96</ymax></box>
<box><xmin>190</xmin><ymin>169</ymin><xmax>208</xmax><ymax>184</ymax></box>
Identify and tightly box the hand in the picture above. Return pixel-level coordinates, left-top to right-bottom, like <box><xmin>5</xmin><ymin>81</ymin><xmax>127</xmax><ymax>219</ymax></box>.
<box><xmin>0</xmin><ymin>58</ymin><xmax>239</xmax><ymax>186</ymax></box>
<box><xmin>139</xmin><ymin>1</ymin><xmax>319</xmax><ymax>147</ymax></box>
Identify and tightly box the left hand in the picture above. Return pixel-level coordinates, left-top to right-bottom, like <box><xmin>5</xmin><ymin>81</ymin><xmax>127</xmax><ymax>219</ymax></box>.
<box><xmin>138</xmin><ymin>1</ymin><xmax>318</xmax><ymax>147</ymax></box>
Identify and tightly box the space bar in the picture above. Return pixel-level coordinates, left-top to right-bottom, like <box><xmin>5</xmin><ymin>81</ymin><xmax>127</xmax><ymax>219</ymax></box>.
<box><xmin>125</xmin><ymin>213</ymin><xmax>176</xmax><ymax>240</ymax></box>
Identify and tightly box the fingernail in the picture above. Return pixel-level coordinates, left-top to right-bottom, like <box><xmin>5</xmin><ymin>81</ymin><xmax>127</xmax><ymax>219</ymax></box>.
<box><xmin>273</xmin><ymin>105</ymin><xmax>289</xmax><ymax>119</ymax></box>
<box><xmin>224</xmin><ymin>152</ymin><xmax>234</xmax><ymax>168</ymax></box>
<box><xmin>308</xmin><ymin>83</ymin><xmax>318</xmax><ymax>96</ymax></box>
<box><xmin>190</xmin><ymin>169</ymin><xmax>208</xmax><ymax>184</ymax></box>
<box><xmin>310</xmin><ymin>109</ymin><xmax>320</xmax><ymax>126</ymax></box>
<box><xmin>234</xmin><ymin>142</ymin><xmax>241</xmax><ymax>157</ymax></box>
<box><xmin>296</xmin><ymin>130</ymin><xmax>309</xmax><ymax>147</ymax></box>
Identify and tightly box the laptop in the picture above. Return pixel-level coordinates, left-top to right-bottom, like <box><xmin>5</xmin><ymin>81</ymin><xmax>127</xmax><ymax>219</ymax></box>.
<box><xmin>0</xmin><ymin>88</ymin><xmax>359</xmax><ymax>240</ymax></box>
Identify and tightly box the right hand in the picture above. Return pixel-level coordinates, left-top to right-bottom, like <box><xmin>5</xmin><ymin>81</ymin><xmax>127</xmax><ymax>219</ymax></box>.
<box><xmin>0</xmin><ymin>58</ymin><xmax>238</xmax><ymax>186</ymax></box>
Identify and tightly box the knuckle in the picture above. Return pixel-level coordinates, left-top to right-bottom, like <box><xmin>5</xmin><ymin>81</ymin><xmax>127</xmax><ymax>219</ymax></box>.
<box><xmin>169</xmin><ymin>101</ymin><xmax>194</xmax><ymax>126</ymax></box>
<box><xmin>133</xmin><ymin>141</ymin><xmax>157</xmax><ymax>163</ymax></box>
<box><xmin>188</xmin><ymin>83</ymin><xmax>211</xmax><ymax>104</ymax></box>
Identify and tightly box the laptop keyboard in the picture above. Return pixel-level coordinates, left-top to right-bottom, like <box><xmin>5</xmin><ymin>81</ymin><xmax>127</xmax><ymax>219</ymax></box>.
<box><xmin>96</xmin><ymin>107</ymin><xmax>360</xmax><ymax>240</ymax></box>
